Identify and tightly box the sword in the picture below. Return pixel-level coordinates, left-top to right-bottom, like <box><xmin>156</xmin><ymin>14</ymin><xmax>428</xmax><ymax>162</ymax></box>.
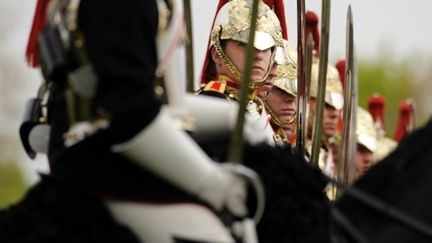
<box><xmin>296</xmin><ymin>0</ymin><xmax>307</xmax><ymax>158</ymax></box>
<box><xmin>183</xmin><ymin>0</ymin><xmax>195</xmax><ymax>92</ymax></box>
<box><xmin>310</xmin><ymin>0</ymin><xmax>331</xmax><ymax>167</ymax></box>
<box><xmin>336</xmin><ymin>5</ymin><xmax>357</xmax><ymax>198</ymax></box>
<box><xmin>227</xmin><ymin>0</ymin><xmax>266</xmax><ymax>226</ymax></box>
<box><xmin>305</xmin><ymin>35</ymin><xmax>313</xmax><ymax>102</ymax></box>
<box><xmin>228</xmin><ymin>0</ymin><xmax>259</xmax><ymax>164</ymax></box>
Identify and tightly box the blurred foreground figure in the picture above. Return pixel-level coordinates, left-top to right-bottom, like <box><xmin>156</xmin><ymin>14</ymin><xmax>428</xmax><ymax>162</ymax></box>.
<box><xmin>3</xmin><ymin>0</ymin><xmax>261</xmax><ymax>242</ymax></box>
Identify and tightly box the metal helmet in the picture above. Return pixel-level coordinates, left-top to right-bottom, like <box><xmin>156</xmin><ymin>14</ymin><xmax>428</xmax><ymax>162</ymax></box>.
<box><xmin>208</xmin><ymin>0</ymin><xmax>285</xmax><ymax>84</ymax></box>
<box><xmin>356</xmin><ymin>106</ymin><xmax>378</xmax><ymax>153</ymax></box>
<box><xmin>309</xmin><ymin>62</ymin><xmax>344</xmax><ymax>110</ymax></box>
<box><xmin>272</xmin><ymin>40</ymin><xmax>297</xmax><ymax>97</ymax></box>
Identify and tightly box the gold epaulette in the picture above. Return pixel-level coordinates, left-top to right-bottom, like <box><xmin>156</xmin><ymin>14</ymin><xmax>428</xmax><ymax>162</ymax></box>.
<box><xmin>197</xmin><ymin>77</ymin><xmax>240</xmax><ymax>100</ymax></box>
<box><xmin>202</xmin><ymin>80</ymin><xmax>227</xmax><ymax>94</ymax></box>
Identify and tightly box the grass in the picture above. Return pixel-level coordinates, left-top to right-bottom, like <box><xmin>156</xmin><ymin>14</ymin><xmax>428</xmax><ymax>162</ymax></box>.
<box><xmin>0</xmin><ymin>162</ymin><xmax>28</xmax><ymax>209</ymax></box>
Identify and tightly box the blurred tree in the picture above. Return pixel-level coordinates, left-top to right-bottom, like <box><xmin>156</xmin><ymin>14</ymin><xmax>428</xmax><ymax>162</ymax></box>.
<box><xmin>357</xmin><ymin>50</ymin><xmax>429</xmax><ymax>137</ymax></box>
<box><xmin>0</xmin><ymin>162</ymin><xmax>27</xmax><ymax>209</ymax></box>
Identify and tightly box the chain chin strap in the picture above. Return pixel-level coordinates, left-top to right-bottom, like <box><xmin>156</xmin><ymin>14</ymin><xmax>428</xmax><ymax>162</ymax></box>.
<box><xmin>263</xmin><ymin>100</ymin><xmax>296</xmax><ymax>128</ymax></box>
<box><xmin>212</xmin><ymin>26</ymin><xmax>243</xmax><ymax>82</ymax></box>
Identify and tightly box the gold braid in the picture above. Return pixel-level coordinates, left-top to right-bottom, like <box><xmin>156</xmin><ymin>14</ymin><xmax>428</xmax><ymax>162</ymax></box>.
<box><xmin>212</xmin><ymin>26</ymin><xmax>243</xmax><ymax>82</ymax></box>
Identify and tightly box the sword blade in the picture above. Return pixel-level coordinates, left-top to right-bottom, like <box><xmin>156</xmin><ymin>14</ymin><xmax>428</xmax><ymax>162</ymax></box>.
<box><xmin>337</xmin><ymin>5</ymin><xmax>357</xmax><ymax>198</ymax></box>
<box><xmin>296</xmin><ymin>0</ymin><xmax>307</xmax><ymax>157</ymax></box>
<box><xmin>183</xmin><ymin>0</ymin><xmax>195</xmax><ymax>93</ymax></box>
<box><xmin>310</xmin><ymin>0</ymin><xmax>331</xmax><ymax>167</ymax></box>
<box><xmin>228</xmin><ymin>0</ymin><xmax>260</xmax><ymax>163</ymax></box>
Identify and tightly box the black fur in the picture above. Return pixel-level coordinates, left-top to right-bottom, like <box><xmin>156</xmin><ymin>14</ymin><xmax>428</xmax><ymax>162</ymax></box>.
<box><xmin>337</xmin><ymin>119</ymin><xmax>432</xmax><ymax>243</ymax></box>
<box><xmin>243</xmin><ymin>144</ymin><xmax>331</xmax><ymax>243</ymax></box>
<box><xmin>0</xmin><ymin>175</ymin><xmax>139</xmax><ymax>243</ymax></box>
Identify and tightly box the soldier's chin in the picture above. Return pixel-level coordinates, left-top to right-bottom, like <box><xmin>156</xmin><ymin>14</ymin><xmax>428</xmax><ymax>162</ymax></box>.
<box><xmin>324</xmin><ymin>128</ymin><xmax>336</xmax><ymax>137</ymax></box>
<box><xmin>251</xmin><ymin>70</ymin><xmax>265</xmax><ymax>81</ymax></box>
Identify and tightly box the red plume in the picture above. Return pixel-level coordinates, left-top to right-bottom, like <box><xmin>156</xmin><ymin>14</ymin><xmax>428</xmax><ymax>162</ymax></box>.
<box><xmin>25</xmin><ymin>0</ymin><xmax>51</xmax><ymax>67</ymax></box>
<box><xmin>263</xmin><ymin>0</ymin><xmax>288</xmax><ymax>39</ymax></box>
<box><xmin>335</xmin><ymin>59</ymin><xmax>346</xmax><ymax>89</ymax></box>
<box><xmin>199</xmin><ymin>0</ymin><xmax>230</xmax><ymax>84</ymax></box>
<box><xmin>305</xmin><ymin>11</ymin><xmax>320</xmax><ymax>55</ymax></box>
<box><xmin>394</xmin><ymin>99</ymin><xmax>415</xmax><ymax>142</ymax></box>
<box><xmin>367</xmin><ymin>93</ymin><xmax>386</xmax><ymax>130</ymax></box>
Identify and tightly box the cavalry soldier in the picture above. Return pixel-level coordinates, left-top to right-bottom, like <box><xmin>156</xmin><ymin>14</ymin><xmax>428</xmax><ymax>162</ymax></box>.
<box><xmin>367</xmin><ymin>93</ymin><xmax>397</xmax><ymax>162</ymax></box>
<box><xmin>196</xmin><ymin>0</ymin><xmax>287</xmax><ymax>146</ymax></box>
<box><xmin>303</xmin><ymin>11</ymin><xmax>343</xmax><ymax>177</ymax></box>
<box><xmin>307</xmin><ymin>62</ymin><xmax>344</xmax><ymax>200</ymax></box>
<box><xmin>354</xmin><ymin>106</ymin><xmax>378</xmax><ymax>180</ymax></box>
<box><xmin>195</xmin><ymin>2</ymin><xmax>332</xmax><ymax>243</ymax></box>
<box><xmin>262</xmin><ymin>41</ymin><xmax>298</xmax><ymax>146</ymax></box>
<box><xmin>13</xmin><ymin>0</ymin><xmax>259</xmax><ymax>242</ymax></box>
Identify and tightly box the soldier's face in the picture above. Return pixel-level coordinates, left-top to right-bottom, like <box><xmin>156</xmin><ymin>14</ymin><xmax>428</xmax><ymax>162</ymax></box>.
<box><xmin>309</xmin><ymin>100</ymin><xmax>341</xmax><ymax>139</ymax></box>
<box><xmin>267</xmin><ymin>88</ymin><xmax>296</xmax><ymax>120</ymax></box>
<box><xmin>355</xmin><ymin>144</ymin><xmax>374</xmax><ymax>176</ymax></box>
<box><xmin>223</xmin><ymin>40</ymin><xmax>273</xmax><ymax>82</ymax></box>
<box><xmin>257</xmin><ymin>64</ymin><xmax>277</xmax><ymax>97</ymax></box>
<box><xmin>323</xmin><ymin>104</ymin><xmax>341</xmax><ymax>138</ymax></box>
<box><xmin>266</xmin><ymin>87</ymin><xmax>297</xmax><ymax>135</ymax></box>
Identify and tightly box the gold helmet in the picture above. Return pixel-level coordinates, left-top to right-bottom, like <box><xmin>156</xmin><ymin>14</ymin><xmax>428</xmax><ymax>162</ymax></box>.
<box><xmin>356</xmin><ymin>106</ymin><xmax>378</xmax><ymax>153</ymax></box>
<box><xmin>272</xmin><ymin>40</ymin><xmax>297</xmax><ymax>97</ymax></box>
<box><xmin>208</xmin><ymin>0</ymin><xmax>285</xmax><ymax>85</ymax></box>
<box><xmin>309</xmin><ymin>62</ymin><xmax>344</xmax><ymax>110</ymax></box>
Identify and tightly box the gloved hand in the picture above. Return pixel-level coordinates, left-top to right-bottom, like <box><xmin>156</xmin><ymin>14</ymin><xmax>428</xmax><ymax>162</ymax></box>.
<box><xmin>244</xmin><ymin>100</ymin><xmax>274</xmax><ymax>145</ymax></box>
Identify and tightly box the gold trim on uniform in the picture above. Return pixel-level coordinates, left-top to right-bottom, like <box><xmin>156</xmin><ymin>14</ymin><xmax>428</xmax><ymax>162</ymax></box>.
<box><xmin>196</xmin><ymin>75</ymin><xmax>240</xmax><ymax>101</ymax></box>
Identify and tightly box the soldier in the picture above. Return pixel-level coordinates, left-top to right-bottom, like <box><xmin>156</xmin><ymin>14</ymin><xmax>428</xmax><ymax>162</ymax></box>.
<box><xmin>262</xmin><ymin>41</ymin><xmax>298</xmax><ymax>146</ymax></box>
<box><xmin>307</xmin><ymin>62</ymin><xmax>344</xmax><ymax>178</ymax></box>
<box><xmin>354</xmin><ymin>106</ymin><xmax>378</xmax><ymax>180</ymax></box>
<box><xmin>11</xmin><ymin>0</ymin><xmax>257</xmax><ymax>242</ymax></box>
<box><xmin>306</xmin><ymin>62</ymin><xmax>344</xmax><ymax>201</ymax></box>
<box><xmin>195</xmin><ymin>2</ymin><xmax>332</xmax><ymax>242</ymax></box>
<box><xmin>196</xmin><ymin>0</ymin><xmax>287</xmax><ymax>147</ymax></box>
<box><xmin>295</xmin><ymin>10</ymin><xmax>343</xmax><ymax>200</ymax></box>
<box><xmin>367</xmin><ymin>93</ymin><xmax>397</xmax><ymax>162</ymax></box>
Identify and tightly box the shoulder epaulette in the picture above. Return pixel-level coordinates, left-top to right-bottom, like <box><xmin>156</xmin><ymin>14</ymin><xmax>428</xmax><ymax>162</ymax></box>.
<box><xmin>202</xmin><ymin>80</ymin><xmax>227</xmax><ymax>94</ymax></box>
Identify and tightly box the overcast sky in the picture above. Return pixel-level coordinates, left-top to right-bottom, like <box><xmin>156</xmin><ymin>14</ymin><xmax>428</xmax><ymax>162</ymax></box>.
<box><xmin>1</xmin><ymin>0</ymin><xmax>431</xmax><ymax>181</ymax></box>
<box><xmin>192</xmin><ymin>0</ymin><xmax>432</xmax><ymax>81</ymax></box>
